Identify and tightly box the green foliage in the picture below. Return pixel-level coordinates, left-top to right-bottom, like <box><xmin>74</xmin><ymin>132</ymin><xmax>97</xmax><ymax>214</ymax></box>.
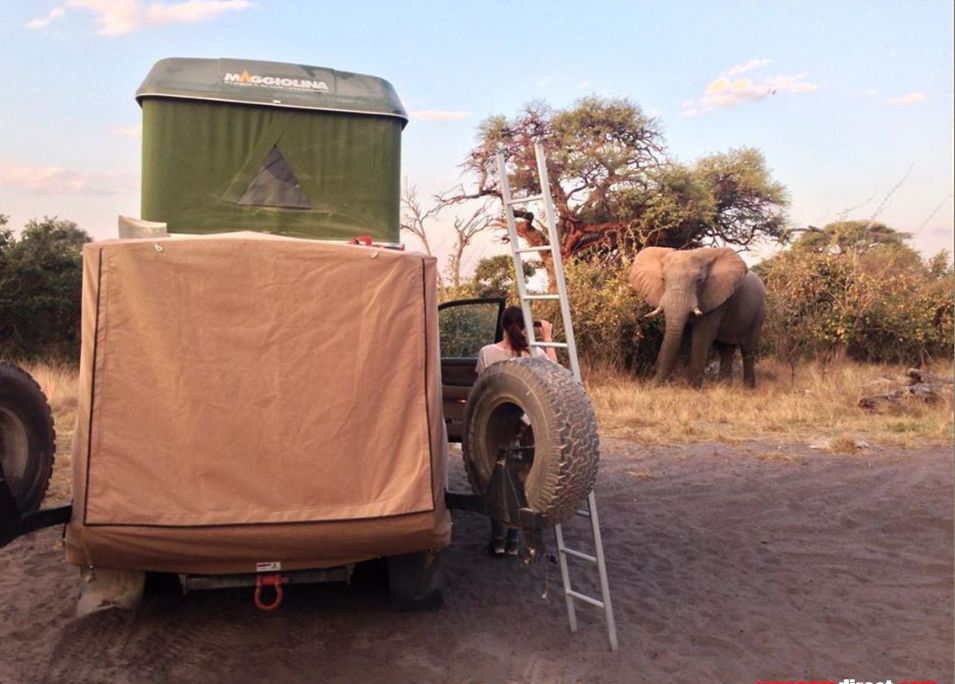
<box><xmin>469</xmin><ymin>255</ymin><xmax>538</xmax><ymax>299</ymax></box>
<box><xmin>758</xmin><ymin>221</ymin><xmax>953</xmax><ymax>364</ymax></box>
<box><xmin>438</xmin><ymin>300</ymin><xmax>501</xmax><ymax>358</ymax></box>
<box><xmin>0</xmin><ymin>216</ymin><xmax>91</xmax><ymax>361</ymax></box>
<box><xmin>792</xmin><ymin>220</ymin><xmax>909</xmax><ymax>255</ymax></box>
<box><xmin>461</xmin><ymin>97</ymin><xmax>789</xmax><ymax>261</ymax></box>
<box><xmin>690</xmin><ymin>148</ymin><xmax>790</xmax><ymax>247</ymax></box>
<box><xmin>530</xmin><ymin>256</ymin><xmax>663</xmax><ymax>372</ymax></box>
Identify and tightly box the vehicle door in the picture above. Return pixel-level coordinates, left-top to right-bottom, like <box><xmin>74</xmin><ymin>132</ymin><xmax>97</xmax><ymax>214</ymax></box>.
<box><xmin>438</xmin><ymin>297</ymin><xmax>505</xmax><ymax>442</ymax></box>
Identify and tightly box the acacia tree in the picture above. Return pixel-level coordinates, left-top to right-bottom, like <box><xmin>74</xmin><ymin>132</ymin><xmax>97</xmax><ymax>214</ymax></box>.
<box><xmin>445</xmin><ymin>97</ymin><xmax>789</xmax><ymax>265</ymax></box>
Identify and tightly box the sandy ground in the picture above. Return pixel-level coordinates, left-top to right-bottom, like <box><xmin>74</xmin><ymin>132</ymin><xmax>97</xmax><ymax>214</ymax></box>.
<box><xmin>0</xmin><ymin>439</ymin><xmax>952</xmax><ymax>684</ymax></box>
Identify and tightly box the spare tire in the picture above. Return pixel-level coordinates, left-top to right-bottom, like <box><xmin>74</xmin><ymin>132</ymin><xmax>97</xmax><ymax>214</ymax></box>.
<box><xmin>462</xmin><ymin>357</ymin><xmax>599</xmax><ymax>524</ymax></box>
<box><xmin>0</xmin><ymin>362</ymin><xmax>55</xmax><ymax>512</ymax></box>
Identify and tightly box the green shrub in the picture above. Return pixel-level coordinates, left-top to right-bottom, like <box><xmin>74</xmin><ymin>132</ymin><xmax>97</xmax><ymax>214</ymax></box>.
<box><xmin>532</xmin><ymin>257</ymin><xmax>663</xmax><ymax>373</ymax></box>
<box><xmin>438</xmin><ymin>300</ymin><xmax>501</xmax><ymax>358</ymax></box>
<box><xmin>0</xmin><ymin>216</ymin><xmax>91</xmax><ymax>362</ymax></box>
<box><xmin>757</xmin><ymin>222</ymin><xmax>954</xmax><ymax>365</ymax></box>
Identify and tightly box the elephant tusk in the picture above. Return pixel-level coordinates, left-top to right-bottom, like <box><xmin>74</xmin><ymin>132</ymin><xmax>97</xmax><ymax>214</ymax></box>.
<box><xmin>692</xmin><ymin>306</ymin><xmax>703</xmax><ymax>316</ymax></box>
<box><xmin>644</xmin><ymin>306</ymin><xmax>663</xmax><ymax>318</ymax></box>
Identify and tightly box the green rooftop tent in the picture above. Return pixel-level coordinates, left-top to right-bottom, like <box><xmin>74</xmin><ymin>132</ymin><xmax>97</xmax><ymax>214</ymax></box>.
<box><xmin>136</xmin><ymin>58</ymin><xmax>408</xmax><ymax>241</ymax></box>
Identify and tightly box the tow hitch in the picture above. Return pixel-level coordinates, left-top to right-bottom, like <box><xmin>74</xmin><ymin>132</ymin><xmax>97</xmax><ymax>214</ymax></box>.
<box><xmin>0</xmin><ymin>461</ymin><xmax>71</xmax><ymax>549</ymax></box>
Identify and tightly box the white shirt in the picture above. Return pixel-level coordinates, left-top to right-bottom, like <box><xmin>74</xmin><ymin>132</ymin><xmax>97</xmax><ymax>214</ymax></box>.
<box><xmin>475</xmin><ymin>343</ymin><xmax>545</xmax><ymax>374</ymax></box>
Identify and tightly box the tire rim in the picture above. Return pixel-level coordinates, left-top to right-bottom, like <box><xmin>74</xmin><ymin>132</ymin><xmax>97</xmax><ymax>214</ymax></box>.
<box><xmin>482</xmin><ymin>400</ymin><xmax>535</xmax><ymax>482</ymax></box>
<box><xmin>0</xmin><ymin>405</ymin><xmax>29</xmax><ymax>493</ymax></box>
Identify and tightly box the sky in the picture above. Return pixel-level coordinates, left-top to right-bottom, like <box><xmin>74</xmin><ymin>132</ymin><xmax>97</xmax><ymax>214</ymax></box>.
<box><xmin>1</xmin><ymin>0</ymin><xmax>952</xmax><ymax>274</ymax></box>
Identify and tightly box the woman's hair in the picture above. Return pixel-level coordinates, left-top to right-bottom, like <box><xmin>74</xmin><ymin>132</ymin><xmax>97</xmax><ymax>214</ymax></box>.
<box><xmin>501</xmin><ymin>305</ymin><xmax>529</xmax><ymax>354</ymax></box>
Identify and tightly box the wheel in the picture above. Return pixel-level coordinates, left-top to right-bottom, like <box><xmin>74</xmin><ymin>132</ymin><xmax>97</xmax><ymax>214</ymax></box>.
<box><xmin>462</xmin><ymin>357</ymin><xmax>599</xmax><ymax>524</ymax></box>
<box><xmin>387</xmin><ymin>550</ymin><xmax>444</xmax><ymax>611</ymax></box>
<box><xmin>0</xmin><ymin>362</ymin><xmax>56</xmax><ymax>512</ymax></box>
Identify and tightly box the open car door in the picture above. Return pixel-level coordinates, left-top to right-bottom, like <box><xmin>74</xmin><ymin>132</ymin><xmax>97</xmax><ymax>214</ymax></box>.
<box><xmin>438</xmin><ymin>298</ymin><xmax>505</xmax><ymax>442</ymax></box>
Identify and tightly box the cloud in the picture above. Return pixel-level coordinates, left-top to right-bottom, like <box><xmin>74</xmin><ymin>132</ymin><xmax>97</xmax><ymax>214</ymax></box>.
<box><xmin>409</xmin><ymin>110</ymin><xmax>472</xmax><ymax>122</ymax></box>
<box><xmin>27</xmin><ymin>7</ymin><xmax>66</xmax><ymax>29</ymax></box>
<box><xmin>0</xmin><ymin>163</ymin><xmax>122</xmax><ymax>195</ymax></box>
<box><xmin>28</xmin><ymin>0</ymin><xmax>252</xmax><ymax>36</ymax></box>
<box><xmin>764</xmin><ymin>73</ymin><xmax>819</xmax><ymax>94</ymax></box>
<box><xmin>726</xmin><ymin>58</ymin><xmax>770</xmax><ymax>76</ymax></box>
<box><xmin>681</xmin><ymin>68</ymin><xmax>819</xmax><ymax>117</ymax></box>
<box><xmin>865</xmin><ymin>88</ymin><xmax>878</xmax><ymax>97</ymax></box>
<box><xmin>885</xmin><ymin>91</ymin><xmax>926</xmax><ymax>105</ymax></box>
<box><xmin>536</xmin><ymin>77</ymin><xmax>557</xmax><ymax>88</ymax></box>
<box><xmin>111</xmin><ymin>123</ymin><xmax>143</xmax><ymax>137</ymax></box>
<box><xmin>576</xmin><ymin>80</ymin><xmax>592</xmax><ymax>89</ymax></box>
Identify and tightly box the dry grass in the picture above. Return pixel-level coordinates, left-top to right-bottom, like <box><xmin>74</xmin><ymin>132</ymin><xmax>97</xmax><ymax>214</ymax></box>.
<box><xmin>585</xmin><ymin>359</ymin><xmax>955</xmax><ymax>448</ymax></box>
<box><xmin>17</xmin><ymin>358</ymin><xmax>953</xmax><ymax>507</ymax></box>
<box><xmin>21</xmin><ymin>362</ymin><xmax>79</xmax><ymax>505</ymax></box>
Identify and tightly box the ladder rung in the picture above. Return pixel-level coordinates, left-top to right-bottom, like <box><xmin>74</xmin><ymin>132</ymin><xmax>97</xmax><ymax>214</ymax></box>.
<box><xmin>560</xmin><ymin>547</ymin><xmax>598</xmax><ymax>563</ymax></box>
<box><xmin>523</xmin><ymin>294</ymin><xmax>560</xmax><ymax>301</ymax></box>
<box><xmin>530</xmin><ymin>341</ymin><xmax>568</xmax><ymax>349</ymax></box>
<box><xmin>576</xmin><ymin>508</ymin><xmax>591</xmax><ymax>518</ymax></box>
<box><xmin>506</xmin><ymin>193</ymin><xmax>544</xmax><ymax>206</ymax></box>
<box><xmin>566</xmin><ymin>589</ymin><xmax>605</xmax><ymax>609</ymax></box>
<box><xmin>514</xmin><ymin>245</ymin><xmax>553</xmax><ymax>254</ymax></box>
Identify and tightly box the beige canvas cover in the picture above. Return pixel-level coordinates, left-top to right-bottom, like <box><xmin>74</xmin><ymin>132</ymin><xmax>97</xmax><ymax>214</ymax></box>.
<box><xmin>65</xmin><ymin>233</ymin><xmax>450</xmax><ymax>574</ymax></box>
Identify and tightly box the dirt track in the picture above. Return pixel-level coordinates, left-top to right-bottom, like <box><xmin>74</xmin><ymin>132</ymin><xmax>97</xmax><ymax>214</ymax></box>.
<box><xmin>1</xmin><ymin>439</ymin><xmax>952</xmax><ymax>684</ymax></box>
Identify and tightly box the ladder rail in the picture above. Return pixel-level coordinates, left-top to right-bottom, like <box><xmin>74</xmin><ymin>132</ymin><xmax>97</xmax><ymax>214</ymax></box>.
<box><xmin>531</xmin><ymin>141</ymin><xmax>583</xmax><ymax>383</ymax></box>
<box><xmin>553</xmin><ymin>523</ymin><xmax>578</xmax><ymax>633</ymax></box>
<box><xmin>586</xmin><ymin>490</ymin><xmax>618</xmax><ymax>651</ymax></box>
<box><xmin>495</xmin><ymin>151</ymin><xmax>540</xmax><ymax>361</ymax></box>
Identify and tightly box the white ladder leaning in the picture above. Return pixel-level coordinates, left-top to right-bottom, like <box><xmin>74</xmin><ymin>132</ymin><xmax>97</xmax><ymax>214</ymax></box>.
<box><xmin>495</xmin><ymin>141</ymin><xmax>619</xmax><ymax>653</ymax></box>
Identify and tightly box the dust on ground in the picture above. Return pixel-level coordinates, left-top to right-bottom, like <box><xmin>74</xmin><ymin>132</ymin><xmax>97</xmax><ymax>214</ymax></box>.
<box><xmin>1</xmin><ymin>439</ymin><xmax>952</xmax><ymax>684</ymax></box>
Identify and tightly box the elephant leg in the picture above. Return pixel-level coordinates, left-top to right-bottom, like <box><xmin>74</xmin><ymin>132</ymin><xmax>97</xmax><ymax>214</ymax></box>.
<box><xmin>741</xmin><ymin>350</ymin><xmax>756</xmax><ymax>388</ymax></box>
<box><xmin>688</xmin><ymin>314</ymin><xmax>722</xmax><ymax>388</ymax></box>
<box><xmin>716</xmin><ymin>343</ymin><xmax>735</xmax><ymax>383</ymax></box>
<box><xmin>740</xmin><ymin>320</ymin><xmax>764</xmax><ymax>389</ymax></box>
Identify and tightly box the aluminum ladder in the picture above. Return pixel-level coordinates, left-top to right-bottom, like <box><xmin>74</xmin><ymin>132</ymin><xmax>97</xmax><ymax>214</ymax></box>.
<box><xmin>495</xmin><ymin>141</ymin><xmax>618</xmax><ymax>652</ymax></box>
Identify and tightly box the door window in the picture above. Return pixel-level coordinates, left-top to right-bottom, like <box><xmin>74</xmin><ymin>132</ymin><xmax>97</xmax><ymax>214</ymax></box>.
<box><xmin>438</xmin><ymin>298</ymin><xmax>504</xmax><ymax>358</ymax></box>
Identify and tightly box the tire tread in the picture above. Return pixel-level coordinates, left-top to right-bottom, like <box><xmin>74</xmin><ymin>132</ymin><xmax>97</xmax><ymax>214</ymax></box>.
<box><xmin>462</xmin><ymin>358</ymin><xmax>599</xmax><ymax>524</ymax></box>
<box><xmin>0</xmin><ymin>361</ymin><xmax>56</xmax><ymax>511</ymax></box>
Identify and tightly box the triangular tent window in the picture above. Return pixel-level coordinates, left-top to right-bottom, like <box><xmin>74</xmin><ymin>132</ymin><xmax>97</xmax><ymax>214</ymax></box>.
<box><xmin>237</xmin><ymin>146</ymin><xmax>311</xmax><ymax>209</ymax></box>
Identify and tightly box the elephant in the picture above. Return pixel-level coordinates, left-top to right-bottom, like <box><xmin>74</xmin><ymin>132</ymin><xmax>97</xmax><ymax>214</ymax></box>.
<box><xmin>629</xmin><ymin>247</ymin><xmax>766</xmax><ymax>388</ymax></box>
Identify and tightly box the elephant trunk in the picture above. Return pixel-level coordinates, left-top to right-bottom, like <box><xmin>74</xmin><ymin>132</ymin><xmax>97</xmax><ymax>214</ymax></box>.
<box><xmin>653</xmin><ymin>309</ymin><xmax>689</xmax><ymax>384</ymax></box>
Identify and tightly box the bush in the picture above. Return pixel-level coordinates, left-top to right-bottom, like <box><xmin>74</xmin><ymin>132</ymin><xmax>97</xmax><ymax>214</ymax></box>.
<box><xmin>533</xmin><ymin>256</ymin><xmax>663</xmax><ymax>373</ymax></box>
<box><xmin>439</xmin><ymin>254</ymin><xmax>662</xmax><ymax>372</ymax></box>
<box><xmin>757</xmin><ymin>222</ymin><xmax>954</xmax><ymax>365</ymax></box>
<box><xmin>438</xmin><ymin>300</ymin><xmax>501</xmax><ymax>358</ymax></box>
<box><xmin>0</xmin><ymin>216</ymin><xmax>91</xmax><ymax>362</ymax></box>
<box><xmin>430</xmin><ymin>220</ymin><xmax>954</xmax><ymax>375</ymax></box>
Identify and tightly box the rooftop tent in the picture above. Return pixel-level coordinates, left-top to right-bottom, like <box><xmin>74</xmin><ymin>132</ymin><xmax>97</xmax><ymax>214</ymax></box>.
<box><xmin>136</xmin><ymin>58</ymin><xmax>408</xmax><ymax>241</ymax></box>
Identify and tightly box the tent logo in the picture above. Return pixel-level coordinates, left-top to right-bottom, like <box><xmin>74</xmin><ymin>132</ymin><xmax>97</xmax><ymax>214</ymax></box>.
<box><xmin>223</xmin><ymin>71</ymin><xmax>329</xmax><ymax>92</ymax></box>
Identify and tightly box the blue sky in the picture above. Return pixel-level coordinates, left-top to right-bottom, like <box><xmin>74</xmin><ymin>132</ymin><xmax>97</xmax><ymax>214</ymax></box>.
<box><xmin>1</xmin><ymin>0</ymin><xmax>952</xmax><ymax>271</ymax></box>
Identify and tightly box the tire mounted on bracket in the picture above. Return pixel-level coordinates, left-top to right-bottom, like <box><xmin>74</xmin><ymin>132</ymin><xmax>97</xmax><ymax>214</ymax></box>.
<box><xmin>0</xmin><ymin>362</ymin><xmax>56</xmax><ymax>512</ymax></box>
<box><xmin>462</xmin><ymin>357</ymin><xmax>599</xmax><ymax>524</ymax></box>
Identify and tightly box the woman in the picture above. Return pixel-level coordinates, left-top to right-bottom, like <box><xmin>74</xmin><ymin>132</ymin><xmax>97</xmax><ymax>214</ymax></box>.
<box><xmin>476</xmin><ymin>305</ymin><xmax>558</xmax><ymax>374</ymax></box>
<box><xmin>475</xmin><ymin>305</ymin><xmax>558</xmax><ymax>556</ymax></box>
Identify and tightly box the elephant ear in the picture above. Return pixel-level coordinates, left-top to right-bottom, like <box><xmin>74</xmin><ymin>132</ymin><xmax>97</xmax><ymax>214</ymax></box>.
<box><xmin>629</xmin><ymin>247</ymin><xmax>673</xmax><ymax>307</ymax></box>
<box><xmin>700</xmin><ymin>248</ymin><xmax>748</xmax><ymax>312</ymax></box>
